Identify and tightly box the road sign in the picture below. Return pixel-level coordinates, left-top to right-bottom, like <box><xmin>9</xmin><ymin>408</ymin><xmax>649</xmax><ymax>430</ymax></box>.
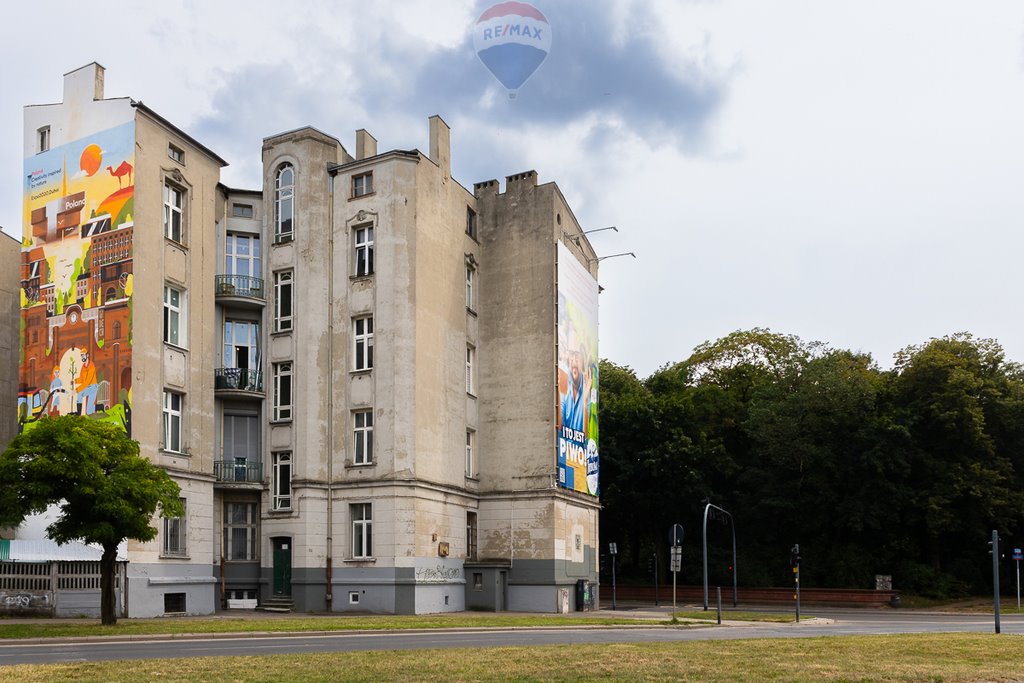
<box><xmin>609</xmin><ymin>542</ymin><xmax>618</xmax><ymax>555</ymax></box>
<box><xmin>670</xmin><ymin>546</ymin><xmax>682</xmax><ymax>572</ymax></box>
<box><xmin>1013</xmin><ymin>548</ymin><xmax>1022</xmax><ymax>561</ymax></box>
<box><xmin>668</xmin><ymin>523</ymin><xmax>684</xmax><ymax>547</ymax></box>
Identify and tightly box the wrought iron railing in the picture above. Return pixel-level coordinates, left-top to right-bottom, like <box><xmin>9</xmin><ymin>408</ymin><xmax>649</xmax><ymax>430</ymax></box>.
<box><xmin>213</xmin><ymin>461</ymin><xmax>264</xmax><ymax>483</ymax></box>
<box><xmin>214</xmin><ymin>368</ymin><xmax>263</xmax><ymax>393</ymax></box>
<box><xmin>215</xmin><ymin>275</ymin><xmax>264</xmax><ymax>300</ymax></box>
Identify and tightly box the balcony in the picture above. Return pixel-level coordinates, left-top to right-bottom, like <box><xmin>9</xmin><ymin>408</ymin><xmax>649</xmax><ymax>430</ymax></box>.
<box><xmin>214</xmin><ymin>368</ymin><xmax>264</xmax><ymax>397</ymax></box>
<box><xmin>215</xmin><ymin>275</ymin><xmax>265</xmax><ymax>308</ymax></box>
<box><xmin>214</xmin><ymin>460</ymin><xmax>264</xmax><ymax>484</ymax></box>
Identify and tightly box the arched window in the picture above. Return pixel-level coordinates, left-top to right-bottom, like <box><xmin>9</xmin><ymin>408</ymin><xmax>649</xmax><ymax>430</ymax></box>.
<box><xmin>113</xmin><ymin>322</ymin><xmax>122</xmax><ymax>339</ymax></box>
<box><xmin>275</xmin><ymin>164</ymin><xmax>294</xmax><ymax>243</ymax></box>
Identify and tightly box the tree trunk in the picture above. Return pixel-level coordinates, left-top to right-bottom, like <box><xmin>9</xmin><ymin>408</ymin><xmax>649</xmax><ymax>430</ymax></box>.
<box><xmin>100</xmin><ymin>543</ymin><xmax>118</xmax><ymax>626</ymax></box>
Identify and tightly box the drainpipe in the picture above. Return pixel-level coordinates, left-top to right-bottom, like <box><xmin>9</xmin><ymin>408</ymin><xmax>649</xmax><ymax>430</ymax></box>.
<box><xmin>325</xmin><ymin>168</ymin><xmax>335</xmax><ymax>612</ymax></box>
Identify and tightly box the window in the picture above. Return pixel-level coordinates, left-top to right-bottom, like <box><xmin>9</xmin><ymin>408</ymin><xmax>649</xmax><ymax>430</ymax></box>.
<box><xmin>224</xmin><ymin>502</ymin><xmax>258</xmax><ymax>561</ymax></box>
<box><xmin>273</xmin><ymin>362</ymin><xmax>292</xmax><ymax>421</ymax></box>
<box><xmin>273</xmin><ymin>452</ymin><xmax>292</xmax><ymax>511</ymax></box>
<box><xmin>168</xmin><ymin>143</ymin><xmax>185</xmax><ymax>164</ymax></box>
<box><xmin>163</xmin><ymin>498</ymin><xmax>187</xmax><ymax>556</ymax></box>
<box><xmin>232</xmin><ymin>203</ymin><xmax>254</xmax><ymax>218</ymax></box>
<box><xmin>467</xmin><ymin>511</ymin><xmax>478</xmax><ymax>561</ymax></box>
<box><xmin>351</xmin><ymin>503</ymin><xmax>372</xmax><ymax>558</ymax></box>
<box><xmin>273</xmin><ymin>271</ymin><xmax>293</xmax><ymax>331</ymax></box>
<box><xmin>38</xmin><ymin>126</ymin><xmax>50</xmax><ymax>153</ymax></box>
<box><xmin>226</xmin><ymin>233</ymin><xmax>262</xmax><ymax>278</ymax></box>
<box><xmin>465</xmin><ymin>263</ymin><xmax>475</xmax><ymax>310</ymax></box>
<box><xmin>275</xmin><ymin>164</ymin><xmax>294</xmax><ymax>242</ymax></box>
<box><xmin>164</xmin><ymin>593</ymin><xmax>186</xmax><ymax>614</ymax></box>
<box><xmin>163</xmin><ymin>285</ymin><xmax>184</xmax><ymax>346</ymax></box>
<box><xmin>352</xmin><ymin>172</ymin><xmax>373</xmax><ymax>197</ymax></box>
<box><xmin>465</xmin><ymin>429</ymin><xmax>475</xmax><ymax>477</ymax></box>
<box><xmin>223</xmin><ymin>320</ymin><xmax>260</xmax><ymax>372</ymax></box>
<box><xmin>353</xmin><ymin>410</ymin><xmax>373</xmax><ymax>465</ymax></box>
<box><xmin>163</xmin><ymin>391</ymin><xmax>183</xmax><ymax>452</ymax></box>
<box><xmin>353</xmin><ymin>316</ymin><xmax>373</xmax><ymax>371</ymax></box>
<box><xmin>354</xmin><ymin>225</ymin><xmax>374</xmax><ymax>277</ymax></box>
<box><xmin>223</xmin><ymin>413</ymin><xmax>259</xmax><ymax>473</ymax></box>
<box><xmin>164</xmin><ymin>183</ymin><xmax>184</xmax><ymax>242</ymax></box>
<box><xmin>466</xmin><ymin>345</ymin><xmax>475</xmax><ymax>395</ymax></box>
<box><xmin>466</xmin><ymin>207</ymin><xmax>477</xmax><ymax>239</ymax></box>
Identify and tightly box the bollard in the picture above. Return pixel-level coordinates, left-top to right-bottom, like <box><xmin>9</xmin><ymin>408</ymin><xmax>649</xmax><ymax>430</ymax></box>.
<box><xmin>716</xmin><ymin>586</ymin><xmax>722</xmax><ymax>625</ymax></box>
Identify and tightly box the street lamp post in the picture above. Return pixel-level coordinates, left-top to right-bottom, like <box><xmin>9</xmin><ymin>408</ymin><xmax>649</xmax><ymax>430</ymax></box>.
<box><xmin>702</xmin><ymin>502</ymin><xmax>737</xmax><ymax>610</ymax></box>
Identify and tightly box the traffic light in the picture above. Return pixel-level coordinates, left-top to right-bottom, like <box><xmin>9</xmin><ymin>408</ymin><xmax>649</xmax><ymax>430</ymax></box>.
<box><xmin>727</xmin><ymin>564</ymin><xmax>733</xmax><ymax>574</ymax></box>
<box><xmin>790</xmin><ymin>544</ymin><xmax>801</xmax><ymax>568</ymax></box>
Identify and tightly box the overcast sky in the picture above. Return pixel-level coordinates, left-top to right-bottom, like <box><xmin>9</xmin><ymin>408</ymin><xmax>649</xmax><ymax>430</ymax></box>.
<box><xmin>3</xmin><ymin>1</ymin><xmax>1023</xmax><ymax>377</ymax></box>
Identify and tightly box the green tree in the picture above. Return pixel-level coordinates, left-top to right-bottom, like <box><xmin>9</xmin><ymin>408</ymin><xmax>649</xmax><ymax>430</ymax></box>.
<box><xmin>0</xmin><ymin>416</ymin><xmax>182</xmax><ymax>625</ymax></box>
<box><xmin>889</xmin><ymin>333</ymin><xmax>1024</xmax><ymax>587</ymax></box>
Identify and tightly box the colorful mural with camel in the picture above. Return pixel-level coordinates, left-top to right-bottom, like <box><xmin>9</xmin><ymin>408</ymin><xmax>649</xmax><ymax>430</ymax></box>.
<box><xmin>19</xmin><ymin>120</ymin><xmax>135</xmax><ymax>433</ymax></box>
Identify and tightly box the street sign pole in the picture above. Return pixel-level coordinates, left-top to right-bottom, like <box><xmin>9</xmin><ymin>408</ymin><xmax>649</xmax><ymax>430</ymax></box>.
<box><xmin>992</xmin><ymin>530</ymin><xmax>1001</xmax><ymax>635</ymax></box>
<box><xmin>609</xmin><ymin>543</ymin><xmax>618</xmax><ymax>611</ymax></box>
<box><xmin>1014</xmin><ymin>548</ymin><xmax>1023</xmax><ymax>611</ymax></box>
<box><xmin>670</xmin><ymin>545</ymin><xmax>682</xmax><ymax>614</ymax></box>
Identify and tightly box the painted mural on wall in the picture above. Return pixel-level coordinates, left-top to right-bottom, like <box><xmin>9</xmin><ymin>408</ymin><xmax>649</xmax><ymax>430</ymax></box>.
<box><xmin>19</xmin><ymin>120</ymin><xmax>135</xmax><ymax>433</ymax></box>
<box><xmin>556</xmin><ymin>242</ymin><xmax>599</xmax><ymax>496</ymax></box>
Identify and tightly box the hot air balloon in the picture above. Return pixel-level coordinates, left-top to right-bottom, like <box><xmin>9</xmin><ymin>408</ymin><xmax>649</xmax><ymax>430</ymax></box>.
<box><xmin>473</xmin><ymin>2</ymin><xmax>552</xmax><ymax>98</ymax></box>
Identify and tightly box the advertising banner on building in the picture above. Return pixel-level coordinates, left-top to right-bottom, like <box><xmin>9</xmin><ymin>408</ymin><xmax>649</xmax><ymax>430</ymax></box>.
<box><xmin>19</xmin><ymin>119</ymin><xmax>135</xmax><ymax>433</ymax></box>
<box><xmin>556</xmin><ymin>242</ymin><xmax>599</xmax><ymax>496</ymax></box>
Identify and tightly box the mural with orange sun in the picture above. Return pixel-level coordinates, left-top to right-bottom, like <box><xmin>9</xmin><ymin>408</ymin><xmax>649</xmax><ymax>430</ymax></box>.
<box><xmin>19</xmin><ymin>118</ymin><xmax>136</xmax><ymax>434</ymax></box>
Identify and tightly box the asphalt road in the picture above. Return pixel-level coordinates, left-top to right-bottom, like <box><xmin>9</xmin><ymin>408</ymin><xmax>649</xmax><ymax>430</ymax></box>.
<box><xmin>1</xmin><ymin>610</ymin><xmax>1021</xmax><ymax>666</ymax></box>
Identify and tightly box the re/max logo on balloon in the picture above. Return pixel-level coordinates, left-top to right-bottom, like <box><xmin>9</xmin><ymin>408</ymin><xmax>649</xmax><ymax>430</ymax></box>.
<box><xmin>473</xmin><ymin>2</ymin><xmax>552</xmax><ymax>98</ymax></box>
<box><xmin>479</xmin><ymin>23</ymin><xmax>544</xmax><ymax>41</ymax></box>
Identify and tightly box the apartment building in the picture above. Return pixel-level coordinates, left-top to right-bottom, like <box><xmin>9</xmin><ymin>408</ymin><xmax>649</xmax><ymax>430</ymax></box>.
<box><xmin>11</xmin><ymin>64</ymin><xmax>600</xmax><ymax>616</ymax></box>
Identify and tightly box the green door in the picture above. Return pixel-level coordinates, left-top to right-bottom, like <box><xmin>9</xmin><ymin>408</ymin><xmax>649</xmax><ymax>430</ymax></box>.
<box><xmin>272</xmin><ymin>538</ymin><xmax>292</xmax><ymax>596</ymax></box>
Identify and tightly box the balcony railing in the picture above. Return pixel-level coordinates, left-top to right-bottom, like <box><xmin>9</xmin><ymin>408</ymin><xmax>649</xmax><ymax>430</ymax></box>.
<box><xmin>215</xmin><ymin>275</ymin><xmax>265</xmax><ymax>301</ymax></box>
<box><xmin>214</xmin><ymin>460</ymin><xmax>264</xmax><ymax>483</ymax></box>
<box><xmin>214</xmin><ymin>368</ymin><xmax>263</xmax><ymax>393</ymax></box>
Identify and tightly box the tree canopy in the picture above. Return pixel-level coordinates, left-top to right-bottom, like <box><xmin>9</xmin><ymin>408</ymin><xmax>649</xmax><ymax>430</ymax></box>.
<box><xmin>599</xmin><ymin>331</ymin><xmax>1024</xmax><ymax>597</ymax></box>
<box><xmin>0</xmin><ymin>415</ymin><xmax>182</xmax><ymax>624</ymax></box>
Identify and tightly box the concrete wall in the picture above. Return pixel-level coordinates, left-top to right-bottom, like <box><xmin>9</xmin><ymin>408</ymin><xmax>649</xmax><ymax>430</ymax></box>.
<box><xmin>0</xmin><ymin>232</ymin><xmax>19</xmax><ymax>453</ymax></box>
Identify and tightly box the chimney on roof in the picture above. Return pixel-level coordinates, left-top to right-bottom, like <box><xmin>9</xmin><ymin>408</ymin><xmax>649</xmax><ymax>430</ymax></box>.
<box><xmin>355</xmin><ymin>129</ymin><xmax>377</xmax><ymax>160</ymax></box>
<box><xmin>429</xmin><ymin>115</ymin><xmax>450</xmax><ymax>178</ymax></box>
<box><xmin>64</xmin><ymin>62</ymin><xmax>105</xmax><ymax>105</ymax></box>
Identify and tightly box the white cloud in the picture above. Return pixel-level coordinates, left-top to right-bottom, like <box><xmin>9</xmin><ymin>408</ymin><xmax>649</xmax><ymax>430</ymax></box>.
<box><xmin>3</xmin><ymin>0</ymin><xmax>1024</xmax><ymax>376</ymax></box>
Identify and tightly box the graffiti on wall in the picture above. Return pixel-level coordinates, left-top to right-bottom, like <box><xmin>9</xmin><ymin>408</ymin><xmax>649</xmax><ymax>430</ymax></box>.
<box><xmin>19</xmin><ymin>119</ymin><xmax>135</xmax><ymax>433</ymax></box>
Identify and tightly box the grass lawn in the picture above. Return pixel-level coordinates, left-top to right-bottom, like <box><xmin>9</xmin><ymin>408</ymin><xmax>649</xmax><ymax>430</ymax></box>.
<box><xmin>0</xmin><ymin>613</ymin><xmax>680</xmax><ymax>640</ymax></box>
<box><xmin>3</xmin><ymin>633</ymin><xmax>1023</xmax><ymax>681</ymax></box>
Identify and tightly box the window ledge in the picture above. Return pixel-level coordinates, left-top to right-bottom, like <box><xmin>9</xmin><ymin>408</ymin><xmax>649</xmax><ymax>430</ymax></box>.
<box><xmin>267</xmin><ymin>508</ymin><xmax>293</xmax><ymax>516</ymax></box>
<box><xmin>467</xmin><ymin>392</ymin><xmax>477</xmax><ymax>399</ymax></box>
<box><xmin>346</xmin><ymin>461</ymin><xmax>375</xmax><ymax>470</ymax></box>
<box><xmin>344</xmin><ymin>557</ymin><xmax>377</xmax><ymax>564</ymax></box>
<box><xmin>163</xmin><ymin>342</ymin><xmax>189</xmax><ymax>353</ymax></box>
<box><xmin>466</xmin><ymin>307</ymin><xmax>477</xmax><ymax>317</ymax></box>
<box><xmin>164</xmin><ymin>237</ymin><xmax>188</xmax><ymax>250</ymax></box>
<box><xmin>270</xmin><ymin>328</ymin><xmax>293</xmax><ymax>337</ymax></box>
<box><xmin>161</xmin><ymin>448</ymin><xmax>190</xmax><ymax>457</ymax></box>
<box><xmin>349</xmin><ymin>368</ymin><xmax>372</xmax><ymax>377</ymax></box>
<box><xmin>273</xmin><ymin>235</ymin><xmax>294</xmax><ymax>245</ymax></box>
<box><xmin>159</xmin><ymin>554</ymin><xmax>190</xmax><ymax>560</ymax></box>
<box><xmin>465</xmin><ymin>475</ymin><xmax>480</xmax><ymax>482</ymax></box>
<box><xmin>269</xmin><ymin>419</ymin><xmax>293</xmax><ymax>425</ymax></box>
<box><xmin>349</xmin><ymin>192</ymin><xmax>376</xmax><ymax>201</ymax></box>
<box><xmin>350</xmin><ymin>274</ymin><xmax>374</xmax><ymax>282</ymax></box>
